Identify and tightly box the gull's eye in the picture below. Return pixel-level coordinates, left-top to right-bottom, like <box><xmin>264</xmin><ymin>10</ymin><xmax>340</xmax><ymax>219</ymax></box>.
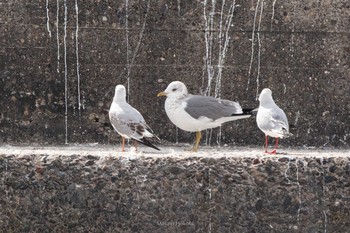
<box><xmin>172</xmin><ymin>88</ymin><xmax>177</xmax><ymax>92</ymax></box>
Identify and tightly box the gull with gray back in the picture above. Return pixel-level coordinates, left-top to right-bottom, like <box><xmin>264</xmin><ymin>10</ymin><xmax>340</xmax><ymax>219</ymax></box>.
<box><xmin>109</xmin><ymin>85</ymin><xmax>160</xmax><ymax>152</ymax></box>
<box><xmin>157</xmin><ymin>81</ymin><xmax>254</xmax><ymax>151</ymax></box>
<box><xmin>256</xmin><ymin>88</ymin><xmax>292</xmax><ymax>154</ymax></box>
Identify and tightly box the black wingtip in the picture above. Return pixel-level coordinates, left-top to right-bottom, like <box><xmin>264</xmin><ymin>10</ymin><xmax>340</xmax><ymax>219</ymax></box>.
<box><xmin>231</xmin><ymin>108</ymin><xmax>258</xmax><ymax>117</ymax></box>
<box><xmin>243</xmin><ymin>108</ymin><xmax>258</xmax><ymax>116</ymax></box>
<box><xmin>134</xmin><ymin>138</ymin><xmax>160</xmax><ymax>151</ymax></box>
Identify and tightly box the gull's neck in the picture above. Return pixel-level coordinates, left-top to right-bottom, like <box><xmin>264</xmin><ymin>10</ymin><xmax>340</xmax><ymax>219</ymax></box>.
<box><xmin>259</xmin><ymin>96</ymin><xmax>276</xmax><ymax>108</ymax></box>
<box><xmin>113</xmin><ymin>94</ymin><xmax>126</xmax><ymax>103</ymax></box>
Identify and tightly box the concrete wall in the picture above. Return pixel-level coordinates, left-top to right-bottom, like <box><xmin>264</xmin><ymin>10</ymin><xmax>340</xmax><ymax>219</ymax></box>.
<box><xmin>1</xmin><ymin>153</ymin><xmax>350</xmax><ymax>232</ymax></box>
<box><xmin>0</xmin><ymin>0</ymin><xmax>349</xmax><ymax>147</ymax></box>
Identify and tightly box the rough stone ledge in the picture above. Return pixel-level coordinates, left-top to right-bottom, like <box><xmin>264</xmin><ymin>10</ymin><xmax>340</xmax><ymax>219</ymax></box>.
<box><xmin>1</xmin><ymin>145</ymin><xmax>350</xmax><ymax>232</ymax></box>
<box><xmin>0</xmin><ymin>144</ymin><xmax>349</xmax><ymax>158</ymax></box>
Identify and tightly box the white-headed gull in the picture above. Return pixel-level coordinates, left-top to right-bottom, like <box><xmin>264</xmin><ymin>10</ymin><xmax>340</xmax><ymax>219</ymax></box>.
<box><xmin>109</xmin><ymin>85</ymin><xmax>160</xmax><ymax>151</ymax></box>
<box><xmin>157</xmin><ymin>81</ymin><xmax>253</xmax><ymax>151</ymax></box>
<box><xmin>257</xmin><ymin>88</ymin><xmax>291</xmax><ymax>154</ymax></box>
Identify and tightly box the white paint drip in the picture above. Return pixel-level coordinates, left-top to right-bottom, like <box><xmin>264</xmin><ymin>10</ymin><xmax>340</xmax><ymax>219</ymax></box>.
<box><xmin>125</xmin><ymin>0</ymin><xmax>150</xmax><ymax>100</ymax></box>
<box><xmin>205</xmin><ymin>129</ymin><xmax>213</xmax><ymax>147</ymax></box>
<box><xmin>177</xmin><ymin>0</ymin><xmax>181</xmax><ymax>17</ymax></box>
<box><xmin>208</xmin><ymin>167</ymin><xmax>212</xmax><ymax>233</ymax></box>
<box><xmin>294</xmin><ymin>110</ymin><xmax>300</xmax><ymax>126</ymax></box>
<box><xmin>270</xmin><ymin>0</ymin><xmax>277</xmax><ymax>30</ymax></box>
<box><xmin>214</xmin><ymin>0</ymin><xmax>225</xmax><ymax>99</ymax></box>
<box><xmin>284</xmin><ymin>158</ymin><xmax>302</xmax><ymax>228</ymax></box>
<box><xmin>215</xmin><ymin>1</ymin><xmax>236</xmax><ymax>147</ymax></box>
<box><xmin>214</xmin><ymin>0</ymin><xmax>235</xmax><ymax>99</ymax></box>
<box><xmin>125</xmin><ymin>0</ymin><xmax>130</xmax><ymax>101</ymax></box>
<box><xmin>56</xmin><ymin>0</ymin><xmax>60</xmax><ymax>73</ymax></box>
<box><xmin>296</xmin><ymin>159</ymin><xmax>302</xmax><ymax>227</ymax></box>
<box><xmin>321</xmin><ymin>157</ymin><xmax>327</xmax><ymax>233</ymax></box>
<box><xmin>129</xmin><ymin>0</ymin><xmax>150</xmax><ymax>70</ymax></box>
<box><xmin>202</xmin><ymin>0</ymin><xmax>216</xmax><ymax>97</ymax></box>
<box><xmin>287</xmin><ymin>3</ymin><xmax>297</xmax><ymax>80</ymax></box>
<box><xmin>290</xmin><ymin>28</ymin><xmax>295</xmax><ymax>55</ymax></box>
<box><xmin>216</xmin><ymin>126</ymin><xmax>222</xmax><ymax>148</ymax></box>
<box><xmin>46</xmin><ymin>0</ymin><xmax>52</xmax><ymax>37</ymax></box>
<box><xmin>64</xmin><ymin>0</ymin><xmax>68</xmax><ymax>144</ymax></box>
<box><xmin>202</xmin><ymin>5</ymin><xmax>209</xmax><ymax>96</ymax></box>
<box><xmin>203</xmin><ymin>0</ymin><xmax>214</xmax><ymax>145</ymax></box>
<box><xmin>283</xmin><ymin>157</ymin><xmax>291</xmax><ymax>184</ymax></box>
<box><xmin>3</xmin><ymin>158</ymin><xmax>9</xmax><ymax>200</ymax></box>
<box><xmin>246</xmin><ymin>0</ymin><xmax>261</xmax><ymax>90</ymax></box>
<box><xmin>202</xmin><ymin>0</ymin><xmax>236</xmax><ymax>147</ymax></box>
<box><xmin>323</xmin><ymin>210</ymin><xmax>327</xmax><ymax>233</ymax></box>
<box><xmin>75</xmin><ymin>0</ymin><xmax>82</xmax><ymax>117</ymax></box>
<box><xmin>255</xmin><ymin>0</ymin><xmax>264</xmax><ymax>100</ymax></box>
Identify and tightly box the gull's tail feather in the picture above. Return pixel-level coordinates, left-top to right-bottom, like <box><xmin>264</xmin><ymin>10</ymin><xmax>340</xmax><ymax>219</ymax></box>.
<box><xmin>243</xmin><ymin>108</ymin><xmax>258</xmax><ymax>116</ymax></box>
<box><xmin>144</xmin><ymin>124</ymin><xmax>161</xmax><ymax>141</ymax></box>
<box><xmin>134</xmin><ymin>138</ymin><xmax>160</xmax><ymax>151</ymax></box>
<box><xmin>282</xmin><ymin>129</ymin><xmax>293</xmax><ymax>138</ymax></box>
<box><xmin>231</xmin><ymin>108</ymin><xmax>258</xmax><ymax>117</ymax></box>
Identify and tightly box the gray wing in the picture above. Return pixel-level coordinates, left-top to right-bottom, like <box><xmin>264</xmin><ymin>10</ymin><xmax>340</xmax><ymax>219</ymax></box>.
<box><xmin>109</xmin><ymin>102</ymin><xmax>149</xmax><ymax>139</ymax></box>
<box><xmin>184</xmin><ymin>95</ymin><xmax>243</xmax><ymax>120</ymax></box>
<box><xmin>110</xmin><ymin>113</ymin><xmax>150</xmax><ymax>139</ymax></box>
<box><xmin>109</xmin><ymin>113</ymin><xmax>133</xmax><ymax>136</ymax></box>
<box><xmin>271</xmin><ymin>107</ymin><xmax>289</xmax><ymax>131</ymax></box>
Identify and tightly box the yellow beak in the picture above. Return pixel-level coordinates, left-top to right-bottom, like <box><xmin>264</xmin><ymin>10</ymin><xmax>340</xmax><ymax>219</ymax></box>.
<box><xmin>157</xmin><ymin>91</ymin><xmax>167</xmax><ymax>97</ymax></box>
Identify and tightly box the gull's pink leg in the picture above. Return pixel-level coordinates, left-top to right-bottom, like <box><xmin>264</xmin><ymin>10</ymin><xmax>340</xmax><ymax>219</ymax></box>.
<box><xmin>269</xmin><ymin>137</ymin><xmax>278</xmax><ymax>154</ymax></box>
<box><xmin>121</xmin><ymin>137</ymin><xmax>125</xmax><ymax>152</ymax></box>
<box><xmin>264</xmin><ymin>135</ymin><xmax>269</xmax><ymax>153</ymax></box>
<box><xmin>272</xmin><ymin>138</ymin><xmax>278</xmax><ymax>154</ymax></box>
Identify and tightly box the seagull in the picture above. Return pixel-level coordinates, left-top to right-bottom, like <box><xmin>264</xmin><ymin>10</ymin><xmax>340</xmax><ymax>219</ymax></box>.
<box><xmin>256</xmin><ymin>88</ymin><xmax>291</xmax><ymax>154</ymax></box>
<box><xmin>157</xmin><ymin>81</ymin><xmax>253</xmax><ymax>151</ymax></box>
<box><xmin>109</xmin><ymin>85</ymin><xmax>160</xmax><ymax>151</ymax></box>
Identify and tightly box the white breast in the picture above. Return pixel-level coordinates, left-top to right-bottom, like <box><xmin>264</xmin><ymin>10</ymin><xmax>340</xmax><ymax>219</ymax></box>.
<box><xmin>164</xmin><ymin>98</ymin><xmax>220</xmax><ymax>132</ymax></box>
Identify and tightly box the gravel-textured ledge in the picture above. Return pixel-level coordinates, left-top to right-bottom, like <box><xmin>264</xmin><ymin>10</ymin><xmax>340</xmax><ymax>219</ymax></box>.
<box><xmin>1</xmin><ymin>146</ymin><xmax>350</xmax><ymax>232</ymax></box>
